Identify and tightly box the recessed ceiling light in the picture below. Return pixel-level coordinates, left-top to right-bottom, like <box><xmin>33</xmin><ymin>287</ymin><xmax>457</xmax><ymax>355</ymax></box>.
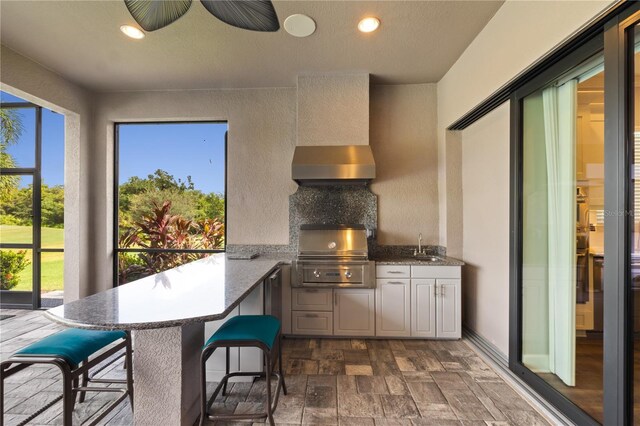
<box><xmin>120</xmin><ymin>25</ymin><xmax>145</xmax><ymax>39</ymax></box>
<box><xmin>284</xmin><ymin>14</ymin><xmax>316</xmax><ymax>38</ymax></box>
<box><xmin>358</xmin><ymin>17</ymin><xmax>380</xmax><ymax>33</ymax></box>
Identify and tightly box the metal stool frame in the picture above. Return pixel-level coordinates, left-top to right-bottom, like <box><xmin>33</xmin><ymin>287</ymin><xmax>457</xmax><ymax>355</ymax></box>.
<box><xmin>199</xmin><ymin>330</ymin><xmax>287</xmax><ymax>426</ymax></box>
<box><xmin>0</xmin><ymin>332</ymin><xmax>134</xmax><ymax>426</ymax></box>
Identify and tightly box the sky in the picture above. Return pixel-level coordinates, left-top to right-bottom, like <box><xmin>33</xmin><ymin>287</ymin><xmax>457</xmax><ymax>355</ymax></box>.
<box><xmin>1</xmin><ymin>91</ymin><xmax>227</xmax><ymax>194</ymax></box>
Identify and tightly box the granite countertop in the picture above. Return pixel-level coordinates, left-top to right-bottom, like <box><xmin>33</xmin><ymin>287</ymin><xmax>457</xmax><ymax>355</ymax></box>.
<box><xmin>372</xmin><ymin>255</ymin><xmax>465</xmax><ymax>266</ymax></box>
<box><xmin>45</xmin><ymin>253</ymin><xmax>288</xmax><ymax>330</ymax></box>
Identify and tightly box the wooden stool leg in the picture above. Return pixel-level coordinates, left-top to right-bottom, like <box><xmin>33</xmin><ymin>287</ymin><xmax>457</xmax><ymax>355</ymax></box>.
<box><xmin>62</xmin><ymin>368</ymin><xmax>74</xmax><ymax>426</ymax></box>
<box><xmin>265</xmin><ymin>351</ymin><xmax>274</xmax><ymax>426</ymax></box>
<box><xmin>1</xmin><ymin>365</ymin><xmax>6</xmax><ymax>426</ymax></box>
<box><xmin>199</xmin><ymin>348</ymin><xmax>212</xmax><ymax>426</ymax></box>
<box><xmin>279</xmin><ymin>334</ymin><xmax>287</xmax><ymax>395</ymax></box>
<box><xmin>78</xmin><ymin>359</ymin><xmax>88</xmax><ymax>403</ymax></box>
<box><xmin>222</xmin><ymin>347</ymin><xmax>229</xmax><ymax>396</ymax></box>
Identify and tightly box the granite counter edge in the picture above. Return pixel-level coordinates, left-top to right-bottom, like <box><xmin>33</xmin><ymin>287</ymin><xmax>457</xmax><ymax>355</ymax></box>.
<box><xmin>45</xmin><ymin>261</ymin><xmax>286</xmax><ymax>331</ymax></box>
<box><xmin>372</xmin><ymin>257</ymin><xmax>465</xmax><ymax>266</ymax></box>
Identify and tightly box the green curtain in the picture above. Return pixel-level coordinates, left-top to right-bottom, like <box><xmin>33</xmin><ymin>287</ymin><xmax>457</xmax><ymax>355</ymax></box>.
<box><xmin>542</xmin><ymin>79</ymin><xmax>577</xmax><ymax>387</ymax></box>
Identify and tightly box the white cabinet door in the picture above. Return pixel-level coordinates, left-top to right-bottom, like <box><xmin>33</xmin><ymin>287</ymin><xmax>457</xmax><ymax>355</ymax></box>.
<box><xmin>436</xmin><ymin>279</ymin><xmax>461</xmax><ymax>339</ymax></box>
<box><xmin>292</xmin><ymin>288</ymin><xmax>333</xmax><ymax>311</ymax></box>
<box><xmin>411</xmin><ymin>279</ymin><xmax>436</xmax><ymax>338</ymax></box>
<box><xmin>334</xmin><ymin>289</ymin><xmax>375</xmax><ymax>336</ymax></box>
<box><xmin>376</xmin><ymin>265</ymin><xmax>411</xmax><ymax>278</ymax></box>
<box><xmin>292</xmin><ymin>311</ymin><xmax>333</xmax><ymax>335</ymax></box>
<box><xmin>376</xmin><ymin>279</ymin><xmax>410</xmax><ymax>337</ymax></box>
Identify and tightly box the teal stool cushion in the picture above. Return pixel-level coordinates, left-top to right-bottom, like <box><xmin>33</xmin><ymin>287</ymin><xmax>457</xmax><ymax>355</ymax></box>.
<box><xmin>205</xmin><ymin>315</ymin><xmax>281</xmax><ymax>350</ymax></box>
<box><xmin>14</xmin><ymin>328</ymin><xmax>126</xmax><ymax>367</ymax></box>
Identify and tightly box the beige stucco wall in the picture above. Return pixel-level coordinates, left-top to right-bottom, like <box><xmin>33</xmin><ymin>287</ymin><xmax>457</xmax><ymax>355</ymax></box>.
<box><xmin>0</xmin><ymin>45</ymin><xmax>95</xmax><ymax>301</ymax></box>
<box><xmin>297</xmin><ymin>74</ymin><xmax>369</xmax><ymax>146</ymax></box>
<box><xmin>370</xmin><ymin>84</ymin><xmax>439</xmax><ymax>245</ymax></box>
<box><xmin>93</xmin><ymin>88</ymin><xmax>298</xmax><ymax>291</ymax></box>
<box><xmin>436</xmin><ymin>0</ymin><xmax>616</xmax><ymax>355</ymax></box>
<box><xmin>1</xmin><ymin>48</ymin><xmax>442</xmax><ymax>297</ymax></box>
<box><xmin>461</xmin><ymin>102</ymin><xmax>510</xmax><ymax>354</ymax></box>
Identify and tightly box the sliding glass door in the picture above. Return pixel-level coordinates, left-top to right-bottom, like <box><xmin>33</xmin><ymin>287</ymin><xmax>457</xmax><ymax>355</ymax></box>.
<box><xmin>514</xmin><ymin>43</ymin><xmax>606</xmax><ymax>424</ymax></box>
<box><xmin>511</xmin><ymin>4</ymin><xmax>640</xmax><ymax>424</ymax></box>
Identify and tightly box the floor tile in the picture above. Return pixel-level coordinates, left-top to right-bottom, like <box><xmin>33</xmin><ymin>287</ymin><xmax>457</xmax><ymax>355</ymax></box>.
<box><xmin>380</xmin><ymin>395</ymin><xmax>420</xmax><ymax>418</ymax></box>
<box><xmin>345</xmin><ymin>364</ymin><xmax>374</xmax><ymax>376</ymax></box>
<box><xmin>356</xmin><ymin>375</ymin><xmax>389</xmax><ymax>394</ymax></box>
<box><xmin>0</xmin><ymin>310</ymin><xmax>550</xmax><ymax>426</ymax></box>
<box><xmin>338</xmin><ymin>393</ymin><xmax>384</xmax><ymax>417</ymax></box>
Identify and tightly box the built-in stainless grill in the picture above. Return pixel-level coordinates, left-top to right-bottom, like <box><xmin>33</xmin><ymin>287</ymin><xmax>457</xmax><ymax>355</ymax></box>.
<box><xmin>291</xmin><ymin>224</ymin><xmax>375</xmax><ymax>288</ymax></box>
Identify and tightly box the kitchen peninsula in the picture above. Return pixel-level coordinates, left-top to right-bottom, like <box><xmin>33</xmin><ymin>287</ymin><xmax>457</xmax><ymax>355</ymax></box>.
<box><xmin>45</xmin><ymin>254</ymin><xmax>286</xmax><ymax>426</ymax></box>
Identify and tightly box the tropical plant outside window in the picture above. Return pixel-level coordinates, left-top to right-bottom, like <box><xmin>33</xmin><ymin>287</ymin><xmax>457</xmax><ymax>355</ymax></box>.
<box><xmin>116</xmin><ymin>122</ymin><xmax>227</xmax><ymax>284</ymax></box>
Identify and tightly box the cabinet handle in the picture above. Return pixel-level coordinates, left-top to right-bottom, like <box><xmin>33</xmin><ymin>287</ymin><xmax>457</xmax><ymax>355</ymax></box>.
<box><xmin>433</xmin><ymin>285</ymin><xmax>437</xmax><ymax>297</ymax></box>
<box><xmin>387</xmin><ymin>271</ymin><xmax>404</xmax><ymax>274</ymax></box>
<box><xmin>441</xmin><ymin>286</ymin><xmax>445</xmax><ymax>296</ymax></box>
<box><xmin>334</xmin><ymin>292</ymin><xmax>338</xmax><ymax>306</ymax></box>
<box><xmin>305</xmin><ymin>289</ymin><xmax>318</xmax><ymax>293</ymax></box>
<box><xmin>387</xmin><ymin>281</ymin><xmax>405</xmax><ymax>285</ymax></box>
<box><xmin>304</xmin><ymin>314</ymin><xmax>319</xmax><ymax>318</ymax></box>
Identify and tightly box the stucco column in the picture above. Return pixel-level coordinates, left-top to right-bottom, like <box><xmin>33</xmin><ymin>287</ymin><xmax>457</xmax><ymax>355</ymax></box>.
<box><xmin>133</xmin><ymin>323</ymin><xmax>204</xmax><ymax>425</ymax></box>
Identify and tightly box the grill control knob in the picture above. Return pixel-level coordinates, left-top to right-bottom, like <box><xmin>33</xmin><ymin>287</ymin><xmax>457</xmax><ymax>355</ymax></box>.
<box><xmin>328</xmin><ymin>241</ymin><xmax>337</xmax><ymax>249</ymax></box>
<box><xmin>345</xmin><ymin>271</ymin><xmax>352</xmax><ymax>279</ymax></box>
<box><xmin>313</xmin><ymin>270</ymin><xmax>321</xmax><ymax>278</ymax></box>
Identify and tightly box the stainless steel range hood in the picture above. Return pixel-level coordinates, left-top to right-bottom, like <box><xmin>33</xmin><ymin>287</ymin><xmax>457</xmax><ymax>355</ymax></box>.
<box><xmin>291</xmin><ymin>145</ymin><xmax>376</xmax><ymax>186</ymax></box>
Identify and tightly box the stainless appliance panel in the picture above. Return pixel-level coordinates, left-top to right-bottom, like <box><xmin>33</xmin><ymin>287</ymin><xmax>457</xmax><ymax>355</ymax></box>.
<box><xmin>302</xmin><ymin>265</ymin><xmax>363</xmax><ymax>284</ymax></box>
<box><xmin>292</xmin><ymin>145</ymin><xmax>376</xmax><ymax>185</ymax></box>
<box><xmin>298</xmin><ymin>225</ymin><xmax>368</xmax><ymax>258</ymax></box>
<box><xmin>292</xmin><ymin>260</ymin><xmax>375</xmax><ymax>289</ymax></box>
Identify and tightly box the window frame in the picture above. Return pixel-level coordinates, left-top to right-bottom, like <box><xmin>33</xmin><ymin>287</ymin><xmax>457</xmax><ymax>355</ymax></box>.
<box><xmin>112</xmin><ymin>121</ymin><xmax>228</xmax><ymax>287</ymax></box>
<box><xmin>0</xmin><ymin>100</ymin><xmax>65</xmax><ymax>309</ymax></box>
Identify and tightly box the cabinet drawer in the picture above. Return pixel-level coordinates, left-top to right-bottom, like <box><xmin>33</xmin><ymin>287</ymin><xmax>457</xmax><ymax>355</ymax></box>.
<box><xmin>376</xmin><ymin>265</ymin><xmax>411</xmax><ymax>278</ymax></box>
<box><xmin>292</xmin><ymin>311</ymin><xmax>333</xmax><ymax>335</ymax></box>
<box><xmin>292</xmin><ymin>288</ymin><xmax>333</xmax><ymax>311</ymax></box>
<box><xmin>411</xmin><ymin>266</ymin><xmax>461</xmax><ymax>279</ymax></box>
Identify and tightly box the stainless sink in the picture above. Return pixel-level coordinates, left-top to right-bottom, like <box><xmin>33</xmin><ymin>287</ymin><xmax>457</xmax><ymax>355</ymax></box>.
<box><xmin>413</xmin><ymin>255</ymin><xmax>444</xmax><ymax>262</ymax></box>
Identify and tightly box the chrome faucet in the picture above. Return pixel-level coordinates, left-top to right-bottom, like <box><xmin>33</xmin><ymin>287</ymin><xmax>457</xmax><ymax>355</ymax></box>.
<box><xmin>414</xmin><ymin>233</ymin><xmax>427</xmax><ymax>257</ymax></box>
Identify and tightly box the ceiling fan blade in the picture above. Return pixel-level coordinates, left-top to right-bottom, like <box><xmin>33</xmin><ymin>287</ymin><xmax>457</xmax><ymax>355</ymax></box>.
<box><xmin>200</xmin><ymin>0</ymin><xmax>280</xmax><ymax>32</ymax></box>
<box><xmin>124</xmin><ymin>0</ymin><xmax>192</xmax><ymax>31</ymax></box>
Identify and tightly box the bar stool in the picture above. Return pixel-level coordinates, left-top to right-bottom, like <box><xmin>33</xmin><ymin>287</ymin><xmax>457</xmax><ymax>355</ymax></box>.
<box><xmin>0</xmin><ymin>328</ymin><xmax>134</xmax><ymax>426</ymax></box>
<box><xmin>199</xmin><ymin>315</ymin><xmax>287</xmax><ymax>425</ymax></box>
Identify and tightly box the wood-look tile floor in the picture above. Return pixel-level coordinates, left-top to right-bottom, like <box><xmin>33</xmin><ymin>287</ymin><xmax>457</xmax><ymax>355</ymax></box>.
<box><xmin>0</xmin><ymin>309</ymin><xmax>550</xmax><ymax>425</ymax></box>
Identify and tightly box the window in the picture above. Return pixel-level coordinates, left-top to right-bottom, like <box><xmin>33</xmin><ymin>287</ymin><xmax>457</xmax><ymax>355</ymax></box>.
<box><xmin>114</xmin><ymin>122</ymin><xmax>227</xmax><ymax>285</ymax></box>
<box><xmin>0</xmin><ymin>91</ymin><xmax>65</xmax><ymax>309</ymax></box>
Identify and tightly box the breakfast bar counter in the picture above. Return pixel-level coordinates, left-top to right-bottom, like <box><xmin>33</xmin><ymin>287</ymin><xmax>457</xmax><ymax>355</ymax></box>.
<box><xmin>45</xmin><ymin>254</ymin><xmax>285</xmax><ymax>426</ymax></box>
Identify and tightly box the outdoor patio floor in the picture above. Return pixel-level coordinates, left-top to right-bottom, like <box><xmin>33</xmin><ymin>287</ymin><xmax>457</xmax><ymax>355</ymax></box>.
<box><xmin>0</xmin><ymin>309</ymin><xmax>550</xmax><ymax>425</ymax></box>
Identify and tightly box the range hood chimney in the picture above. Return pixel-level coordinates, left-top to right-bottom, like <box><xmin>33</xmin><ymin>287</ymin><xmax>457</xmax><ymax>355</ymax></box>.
<box><xmin>292</xmin><ymin>145</ymin><xmax>376</xmax><ymax>186</ymax></box>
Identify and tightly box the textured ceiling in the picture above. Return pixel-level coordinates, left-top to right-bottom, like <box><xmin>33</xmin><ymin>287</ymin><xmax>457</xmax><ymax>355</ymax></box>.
<box><xmin>0</xmin><ymin>0</ymin><xmax>503</xmax><ymax>92</ymax></box>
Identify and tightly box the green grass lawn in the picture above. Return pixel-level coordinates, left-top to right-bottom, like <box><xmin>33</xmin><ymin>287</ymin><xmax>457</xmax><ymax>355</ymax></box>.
<box><xmin>1</xmin><ymin>225</ymin><xmax>64</xmax><ymax>292</ymax></box>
